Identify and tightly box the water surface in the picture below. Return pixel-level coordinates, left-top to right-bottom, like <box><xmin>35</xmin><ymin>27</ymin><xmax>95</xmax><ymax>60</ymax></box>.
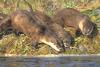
<box><xmin>0</xmin><ymin>55</ymin><xmax>100</xmax><ymax>67</ymax></box>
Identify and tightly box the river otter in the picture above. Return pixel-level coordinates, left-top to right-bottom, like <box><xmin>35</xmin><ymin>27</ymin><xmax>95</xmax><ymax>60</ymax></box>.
<box><xmin>1</xmin><ymin>10</ymin><xmax>65</xmax><ymax>52</ymax></box>
<box><xmin>53</xmin><ymin>8</ymin><xmax>95</xmax><ymax>36</ymax></box>
<box><xmin>29</xmin><ymin>10</ymin><xmax>74</xmax><ymax>47</ymax></box>
<box><xmin>24</xmin><ymin>0</ymin><xmax>74</xmax><ymax>47</ymax></box>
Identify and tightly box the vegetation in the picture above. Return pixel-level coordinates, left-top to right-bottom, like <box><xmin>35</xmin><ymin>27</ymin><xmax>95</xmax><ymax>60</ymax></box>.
<box><xmin>0</xmin><ymin>0</ymin><xmax>100</xmax><ymax>55</ymax></box>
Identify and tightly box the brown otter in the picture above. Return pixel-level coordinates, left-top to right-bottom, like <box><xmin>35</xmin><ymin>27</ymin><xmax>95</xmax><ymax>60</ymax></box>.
<box><xmin>53</xmin><ymin>8</ymin><xmax>95</xmax><ymax>36</ymax></box>
<box><xmin>29</xmin><ymin>10</ymin><xmax>74</xmax><ymax>47</ymax></box>
<box><xmin>1</xmin><ymin>10</ymin><xmax>65</xmax><ymax>52</ymax></box>
<box><xmin>23</xmin><ymin>0</ymin><xmax>74</xmax><ymax>47</ymax></box>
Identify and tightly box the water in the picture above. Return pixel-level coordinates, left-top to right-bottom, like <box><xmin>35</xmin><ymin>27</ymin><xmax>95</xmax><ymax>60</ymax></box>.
<box><xmin>0</xmin><ymin>55</ymin><xmax>100</xmax><ymax>67</ymax></box>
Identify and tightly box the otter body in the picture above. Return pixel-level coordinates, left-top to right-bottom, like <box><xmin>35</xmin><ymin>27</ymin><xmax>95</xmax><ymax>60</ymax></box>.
<box><xmin>30</xmin><ymin>10</ymin><xmax>74</xmax><ymax>47</ymax></box>
<box><xmin>53</xmin><ymin>8</ymin><xmax>94</xmax><ymax>36</ymax></box>
<box><xmin>1</xmin><ymin>10</ymin><xmax>65</xmax><ymax>52</ymax></box>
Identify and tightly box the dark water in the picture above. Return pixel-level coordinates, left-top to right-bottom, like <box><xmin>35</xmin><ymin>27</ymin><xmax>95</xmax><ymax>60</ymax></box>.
<box><xmin>0</xmin><ymin>55</ymin><xmax>100</xmax><ymax>67</ymax></box>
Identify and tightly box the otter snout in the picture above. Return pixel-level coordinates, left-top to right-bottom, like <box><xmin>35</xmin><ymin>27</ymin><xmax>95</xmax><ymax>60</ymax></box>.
<box><xmin>82</xmin><ymin>24</ymin><xmax>94</xmax><ymax>36</ymax></box>
<box><xmin>63</xmin><ymin>36</ymin><xmax>74</xmax><ymax>47</ymax></box>
<box><xmin>40</xmin><ymin>38</ymin><xmax>65</xmax><ymax>52</ymax></box>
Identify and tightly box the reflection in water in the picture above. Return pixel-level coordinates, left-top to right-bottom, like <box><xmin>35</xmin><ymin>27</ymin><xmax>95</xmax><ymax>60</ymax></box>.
<box><xmin>0</xmin><ymin>55</ymin><xmax>100</xmax><ymax>67</ymax></box>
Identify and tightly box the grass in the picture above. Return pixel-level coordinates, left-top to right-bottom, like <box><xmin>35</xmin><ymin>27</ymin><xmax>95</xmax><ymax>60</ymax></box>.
<box><xmin>0</xmin><ymin>0</ymin><xmax>100</xmax><ymax>55</ymax></box>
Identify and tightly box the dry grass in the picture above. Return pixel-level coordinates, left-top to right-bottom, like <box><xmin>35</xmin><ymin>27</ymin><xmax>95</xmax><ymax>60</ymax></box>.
<box><xmin>0</xmin><ymin>0</ymin><xmax>100</xmax><ymax>55</ymax></box>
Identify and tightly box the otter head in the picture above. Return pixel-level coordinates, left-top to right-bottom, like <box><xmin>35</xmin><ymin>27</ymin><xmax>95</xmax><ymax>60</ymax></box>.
<box><xmin>79</xmin><ymin>19</ymin><xmax>94</xmax><ymax>36</ymax></box>
<box><xmin>40</xmin><ymin>38</ymin><xmax>64</xmax><ymax>52</ymax></box>
<box><xmin>62</xmin><ymin>32</ymin><xmax>74</xmax><ymax>47</ymax></box>
<box><xmin>39</xmin><ymin>26</ymin><xmax>65</xmax><ymax>52</ymax></box>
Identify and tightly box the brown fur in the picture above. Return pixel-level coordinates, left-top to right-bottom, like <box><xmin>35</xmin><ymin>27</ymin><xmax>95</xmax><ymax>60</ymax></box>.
<box><xmin>53</xmin><ymin>8</ymin><xmax>95</xmax><ymax>36</ymax></box>
<box><xmin>0</xmin><ymin>13</ymin><xmax>13</xmax><ymax>36</ymax></box>
<box><xmin>1</xmin><ymin>10</ymin><xmax>65</xmax><ymax>52</ymax></box>
<box><xmin>29</xmin><ymin>10</ymin><xmax>74</xmax><ymax>47</ymax></box>
<box><xmin>23</xmin><ymin>0</ymin><xmax>74</xmax><ymax>47</ymax></box>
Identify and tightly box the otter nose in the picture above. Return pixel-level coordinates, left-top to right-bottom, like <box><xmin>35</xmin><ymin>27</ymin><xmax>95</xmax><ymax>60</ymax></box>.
<box><xmin>64</xmin><ymin>36</ymin><xmax>74</xmax><ymax>48</ymax></box>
